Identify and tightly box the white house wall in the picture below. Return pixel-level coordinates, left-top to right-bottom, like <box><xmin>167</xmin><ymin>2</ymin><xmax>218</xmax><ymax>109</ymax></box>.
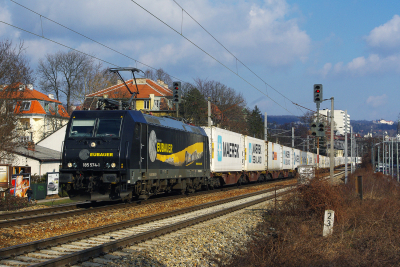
<box><xmin>12</xmin><ymin>154</ymin><xmax>60</xmax><ymax>176</ymax></box>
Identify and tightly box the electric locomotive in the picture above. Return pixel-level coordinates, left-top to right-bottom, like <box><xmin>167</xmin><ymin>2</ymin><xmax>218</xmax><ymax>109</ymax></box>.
<box><xmin>59</xmin><ymin>110</ymin><xmax>210</xmax><ymax>201</ymax></box>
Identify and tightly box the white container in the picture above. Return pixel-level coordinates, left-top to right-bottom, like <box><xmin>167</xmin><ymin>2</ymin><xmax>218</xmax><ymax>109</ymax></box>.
<box><xmin>267</xmin><ymin>142</ymin><xmax>282</xmax><ymax>171</ymax></box>
<box><xmin>301</xmin><ymin>151</ymin><xmax>308</xmax><ymax>165</ymax></box>
<box><xmin>282</xmin><ymin>145</ymin><xmax>292</xmax><ymax>170</ymax></box>
<box><xmin>307</xmin><ymin>152</ymin><xmax>314</xmax><ymax>166</ymax></box>
<box><xmin>244</xmin><ymin>136</ymin><xmax>265</xmax><ymax>171</ymax></box>
<box><xmin>293</xmin><ymin>148</ymin><xmax>301</xmax><ymax>169</ymax></box>
<box><xmin>202</xmin><ymin>126</ymin><xmax>244</xmax><ymax>172</ymax></box>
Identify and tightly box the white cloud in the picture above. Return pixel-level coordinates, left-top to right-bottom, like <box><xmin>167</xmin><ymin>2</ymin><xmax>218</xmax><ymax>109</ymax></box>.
<box><xmin>319</xmin><ymin>15</ymin><xmax>400</xmax><ymax>77</ymax></box>
<box><xmin>366</xmin><ymin>94</ymin><xmax>387</xmax><ymax>108</ymax></box>
<box><xmin>366</xmin><ymin>15</ymin><xmax>400</xmax><ymax>51</ymax></box>
<box><xmin>325</xmin><ymin>53</ymin><xmax>400</xmax><ymax>76</ymax></box>
<box><xmin>224</xmin><ymin>1</ymin><xmax>310</xmax><ymax>66</ymax></box>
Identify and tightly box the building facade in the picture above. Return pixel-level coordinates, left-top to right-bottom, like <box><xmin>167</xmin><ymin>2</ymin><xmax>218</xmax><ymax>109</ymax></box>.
<box><xmin>0</xmin><ymin>84</ymin><xmax>70</xmax><ymax>143</ymax></box>
<box><xmin>82</xmin><ymin>78</ymin><xmax>174</xmax><ymax>114</ymax></box>
<box><xmin>320</xmin><ymin>109</ymin><xmax>350</xmax><ymax>135</ymax></box>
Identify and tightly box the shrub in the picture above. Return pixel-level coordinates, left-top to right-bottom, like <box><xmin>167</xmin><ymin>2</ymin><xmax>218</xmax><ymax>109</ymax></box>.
<box><xmin>221</xmin><ymin>168</ymin><xmax>400</xmax><ymax>266</ymax></box>
<box><xmin>0</xmin><ymin>193</ymin><xmax>30</xmax><ymax>211</ymax></box>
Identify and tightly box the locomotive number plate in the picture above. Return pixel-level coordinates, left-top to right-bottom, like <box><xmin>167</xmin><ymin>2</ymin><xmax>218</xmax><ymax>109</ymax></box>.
<box><xmin>83</xmin><ymin>163</ymin><xmax>100</xmax><ymax>168</ymax></box>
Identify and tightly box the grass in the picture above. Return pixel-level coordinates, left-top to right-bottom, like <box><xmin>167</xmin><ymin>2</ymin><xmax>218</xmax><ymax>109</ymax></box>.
<box><xmin>215</xmin><ymin>160</ymin><xmax>400</xmax><ymax>266</ymax></box>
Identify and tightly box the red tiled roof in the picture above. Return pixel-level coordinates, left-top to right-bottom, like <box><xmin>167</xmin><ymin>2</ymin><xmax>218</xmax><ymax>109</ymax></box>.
<box><xmin>0</xmin><ymin>85</ymin><xmax>62</xmax><ymax>103</ymax></box>
<box><xmin>0</xmin><ymin>84</ymin><xmax>69</xmax><ymax>118</ymax></box>
<box><xmin>86</xmin><ymin>79</ymin><xmax>173</xmax><ymax>98</ymax></box>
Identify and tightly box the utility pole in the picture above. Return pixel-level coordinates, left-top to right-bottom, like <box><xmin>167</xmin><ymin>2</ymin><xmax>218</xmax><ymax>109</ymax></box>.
<box><xmin>292</xmin><ymin>127</ymin><xmax>294</xmax><ymax>148</ymax></box>
<box><xmin>351</xmin><ymin>126</ymin><xmax>354</xmax><ymax>173</ymax></box>
<box><xmin>264</xmin><ymin>112</ymin><xmax>268</xmax><ymax>141</ymax></box>
<box><xmin>344</xmin><ymin>110</ymin><xmax>348</xmax><ymax>183</ymax></box>
<box><xmin>208</xmin><ymin>97</ymin><xmax>211</xmax><ymax>127</ymax></box>
<box><xmin>330</xmin><ymin>97</ymin><xmax>334</xmax><ymax>183</ymax></box>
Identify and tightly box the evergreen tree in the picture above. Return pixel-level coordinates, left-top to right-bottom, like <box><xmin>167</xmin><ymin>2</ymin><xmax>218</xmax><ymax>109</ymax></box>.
<box><xmin>247</xmin><ymin>105</ymin><xmax>264</xmax><ymax>139</ymax></box>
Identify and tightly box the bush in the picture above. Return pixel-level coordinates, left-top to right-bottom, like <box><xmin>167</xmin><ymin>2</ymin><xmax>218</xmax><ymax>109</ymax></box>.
<box><xmin>0</xmin><ymin>194</ymin><xmax>30</xmax><ymax>211</ymax></box>
<box><xmin>221</xmin><ymin>168</ymin><xmax>400</xmax><ymax>267</ymax></box>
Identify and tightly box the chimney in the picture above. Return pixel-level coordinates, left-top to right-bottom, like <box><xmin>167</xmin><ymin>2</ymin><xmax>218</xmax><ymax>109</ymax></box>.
<box><xmin>48</xmin><ymin>94</ymin><xmax>54</xmax><ymax>99</ymax></box>
<box><xmin>117</xmin><ymin>79</ymin><xmax>123</xmax><ymax>84</ymax></box>
<box><xmin>27</xmin><ymin>84</ymin><xmax>33</xmax><ymax>90</ymax></box>
<box><xmin>27</xmin><ymin>141</ymin><xmax>35</xmax><ymax>151</ymax></box>
<box><xmin>19</xmin><ymin>84</ymin><xmax>25</xmax><ymax>91</ymax></box>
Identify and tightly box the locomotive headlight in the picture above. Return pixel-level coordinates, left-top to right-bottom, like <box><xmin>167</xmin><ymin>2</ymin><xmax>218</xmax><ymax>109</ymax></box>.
<box><xmin>67</xmin><ymin>162</ymin><xmax>72</xmax><ymax>168</ymax></box>
<box><xmin>90</xmin><ymin>142</ymin><xmax>96</xmax><ymax>148</ymax></box>
<box><xmin>105</xmin><ymin>162</ymin><xmax>110</xmax><ymax>168</ymax></box>
<box><xmin>111</xmin><ymin>162</ymin><xmax>116</xmax><ymax>168</ymax></box>
<box><xmin>72</xmin><ymin>162</ymin><xmax>78</xmax><ymax>168</ymax></box>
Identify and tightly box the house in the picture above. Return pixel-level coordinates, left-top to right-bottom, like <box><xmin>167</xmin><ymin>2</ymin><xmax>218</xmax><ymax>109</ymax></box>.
<box><xmin>82</xmin><ymin>78</ymin><xmax>174</xmax><ymax>115</ymax></box>
<box><xmin>12</xmin><ymin>144</ymin><xmax>62</xmax><ymax>177</ymax></box>
<box><xmin>0</xmin><ymin>84</ymin><xmax>70</xmax><ymax>143</ymax></box>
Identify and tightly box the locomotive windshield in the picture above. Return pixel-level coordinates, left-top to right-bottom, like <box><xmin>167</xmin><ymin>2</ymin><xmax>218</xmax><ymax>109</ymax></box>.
<box><xmin>95</xmin><ymin>118</ymin><xmax>122</xmax><ymax>137</ymax></box>
<box><xmin>68</xmin><ymin>118</ymin><xmax>122</xmax><ymax>138</ymax></box>
<box><xmin>69</xmin><ymin>119</ymin><xmax>95</xmax><ymax>137</ymax></box>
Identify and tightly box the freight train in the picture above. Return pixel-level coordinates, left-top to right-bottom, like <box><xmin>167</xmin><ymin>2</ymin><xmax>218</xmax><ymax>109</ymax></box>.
<box><xmin>59</xmin><ymin>109</ymin><xmax>361</xmax><ymax>201</ymax></box>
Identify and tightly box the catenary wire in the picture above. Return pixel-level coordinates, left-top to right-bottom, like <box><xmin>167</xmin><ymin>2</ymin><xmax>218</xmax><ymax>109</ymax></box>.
<box><xmin>171</xmin><ymin>0</ymin><xmax>296</xmax><ymax>105</ymax></box>
<box><xmin>128</xmin><ymin>0</ymin><xmax>296</xmax><ymax>115</ymax></box>
<box><xmin>9</xmin><ymin>0</ymin><xmax>300</xmax><ymax>115</ymax></box>
<box><xmin>9</xmin><ymin>0</ymin><xmax>185</xmax><ymax>84</ymax></box>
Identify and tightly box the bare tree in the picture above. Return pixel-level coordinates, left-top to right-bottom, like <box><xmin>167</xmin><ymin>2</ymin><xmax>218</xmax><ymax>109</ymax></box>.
<box><xmin>193</xmin><ymin>78</ymin><xmax>247</xmax><ymax>133</ymax></box>
<box><xmin>74</xmin><ymin>62</ymin><xmax>119</xmax><ymax>104</ymax></box>
<box><xmin>0</xmin><ymin>39</ymin><xmax>34</xmax><ymax>163</ymax></box>
<box><xmin>37</xmin><ymin>51</ymin><xmax>94</xmax><ymax>113</ymax></box>
<box><xmin>143</xmin><ymin>68</ymin><xmax>172</xmax><ymax>86</ymax></box>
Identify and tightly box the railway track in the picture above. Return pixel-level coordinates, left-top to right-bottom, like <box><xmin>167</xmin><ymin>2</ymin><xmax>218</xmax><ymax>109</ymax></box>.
<box><xmin>0</xmin><ymin>177</ymin><xmax>296</xmax><ymax>228</ymax></box>
<box><xmin>0</xmin><ymin>184</ymin><xmax>294</xmax><ymax>267</ymax></box>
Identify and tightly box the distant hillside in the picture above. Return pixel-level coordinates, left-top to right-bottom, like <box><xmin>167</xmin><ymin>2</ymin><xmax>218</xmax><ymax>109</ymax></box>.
<box><xmin>265</xmin><ymin>116</ymin><xmax>398</xmax><ymax>136</ymax></box>
<box><xmin>351</xmin><ymin>120</ymin><xmax>397</xmax><ymax>136</ymax></box>
<box><xmin>266</xmin><ymin>115</ymin><xmax>300</xmax><ymax>124</ymax></box>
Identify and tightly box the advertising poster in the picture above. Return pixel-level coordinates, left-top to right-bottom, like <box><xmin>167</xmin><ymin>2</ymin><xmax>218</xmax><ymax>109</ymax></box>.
<box><xmin>0</xmin><ymin>166</ymin><xmax>8</xmax><ymax>184</ymax></box>
<box><xmin>10</xmin><ymin>173</ymin><xmax>30</xmax><ymax>197</ymax></box>
<box><xmin>47</xmin><ymin>172</ymin><xmax>59</xmax><ymax>195</ymax></box>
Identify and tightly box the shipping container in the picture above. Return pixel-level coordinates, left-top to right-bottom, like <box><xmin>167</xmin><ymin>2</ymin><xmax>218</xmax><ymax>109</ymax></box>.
<box><xmin>282</xmin><ymin>145</ymin><xmax>293</xmax><ymax>170</ymax></box>
<box><xmin>202</xmin><ymin>127</ymin><xmax>244</xmax><ymax>173</ymax></box>
<box><xmin>267</xmin><ymin>142</ymin><xmax>282</xmax><ymax>171</ymax></box>
<box><xmin>244</xmin><ymin>136</ymin><xmax>265</xmax><ymax>171</ymax></box>
<box><xmin>293</xmin><ymin>148</ymin><xmax>301</xmax><ymax>170</ymax></box>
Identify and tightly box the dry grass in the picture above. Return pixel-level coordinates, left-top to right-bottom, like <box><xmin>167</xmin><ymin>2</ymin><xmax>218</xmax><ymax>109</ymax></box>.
<box><xmin>220</xmin><ymin>166</ymin><xmax>400</xmax><ymax>267</ymax></box>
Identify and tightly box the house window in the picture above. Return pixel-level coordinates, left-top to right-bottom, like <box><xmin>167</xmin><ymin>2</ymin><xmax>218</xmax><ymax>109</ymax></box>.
<box><xmin>20</xmin><ymin>101</ymin><xmax>31</xmax><ymax>111</ymax></box>
<box><xmin>144</xmin><ymin>100</ymin><xmax>150</xmax><ymax>109</ymax></box>
<box><xmin>154</xmin><ymin>100</ymin><xmax>160</xmax><ymax>109</ymax></box>
<box><xmin>24</xmin><ymin>122</ymin><xmax>30</xmax><ymax>130</ymax></box>
<box><xmin>44</xmin><ymin>103</ymin><xmax>49</xmax><ymax>112</ymax></box>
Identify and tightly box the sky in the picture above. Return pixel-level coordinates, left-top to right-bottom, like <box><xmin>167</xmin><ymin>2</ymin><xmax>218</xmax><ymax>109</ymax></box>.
<box><xmin>1</xmin><ymin>0</ymin><xmax>400</xmax><ymax>121</ymax></box>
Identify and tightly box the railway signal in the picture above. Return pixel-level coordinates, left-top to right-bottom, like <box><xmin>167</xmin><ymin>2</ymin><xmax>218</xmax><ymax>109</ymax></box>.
<box><xmin>317</xmin><ymin>122</ymin><xmax>325</xmax><ymax>137</ymax></box>
<box><xmin>313</xmin><ymin>84</ymin><xmax>323</xmax><ymax>104</ymax></box>
<box><xmin>311</xmin><ymin>122</ymin><xmax>317</xmax><ymax>136</ymax></box>
<box><xmin>173</xmin><ymin>81</ymin><xmax>181</xmax><ymax>103</ymax></box>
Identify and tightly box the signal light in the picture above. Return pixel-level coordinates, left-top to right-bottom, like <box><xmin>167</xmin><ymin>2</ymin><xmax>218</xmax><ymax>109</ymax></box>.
<box><xmin>311</xmin><ymin>123</ymin><xmax>317</xmax><ymax>136</ymax></box>
<box><xmin>317</xmin><ymin>122</ymin><xmax>325</xmax><ymax>137</ymax></box>
<box><xmin>173</xmin><ymin>81</ymin><xmax>181</xmax><ymax>103</ymax></box>
<box><xmin>313</xmin><ymin>84</ymin><xmax>323</xmax><ymax>104</ymax></box>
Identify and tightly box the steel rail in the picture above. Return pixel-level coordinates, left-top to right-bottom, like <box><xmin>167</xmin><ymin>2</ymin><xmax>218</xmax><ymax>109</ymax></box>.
<box><xmin>0</xmin><ymin>178</ymin><xmax>295</xmax><ymax>228</ymax></box>
<box><xmin>0</xmin><ymin>184</ymin><xmax>294</xmax><ymax>260</ymax></box>
<box><xmin>32</xmin><ymin>188</ymin><xmax>293</xmax><ymax>267</ymax></box>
